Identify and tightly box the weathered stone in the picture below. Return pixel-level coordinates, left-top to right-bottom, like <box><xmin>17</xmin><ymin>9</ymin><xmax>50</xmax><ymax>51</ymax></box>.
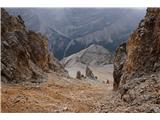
<box><xmin>1</xmin><ymin>8</ymin><xmax>67</xmax><ymax>83</ymax></box>
<box><xmin>111</xmin><ymin>8</ymin><xmax>160</xmax><ymax>112</ymax></box>
<box><xmin>113</xmin><ymin>8</ymin><xmax>160</xmax><ymax>89</ymax></box>
<box><xmin>113</xmin><ymin>43</ymin><xmax>127</xmax><ymax>91</ymax></box>
<box><xmin>85</xmin><ymin>66</ymin><xmax>95</xmax><ymax>79</ymax></box>
<box><xmin>121</xmin><ymin>8</ymin><xmax>160</xmax><ymax>82</ymax></box>
<box><xmin>76</xmin><ymin>71</ymin><xmax>82</xmax><ymax>79</ymax></box>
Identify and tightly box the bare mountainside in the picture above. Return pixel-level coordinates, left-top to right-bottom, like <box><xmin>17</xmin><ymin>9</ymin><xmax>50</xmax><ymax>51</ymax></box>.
<box><xmin>61</xmin><ymin>44</ymin><xmax>113</xmax><ymax>82</ymax></box>
<box><xmin>1</xmin><ymin>8</ymin><xmax>67</xmax><ymax>83</ymax></box>
<box><xmin>62</xmin><ymin>44</ymin><xmax>112</xmax><ymax>66</ymax></box>
<box><xmin>1</xmin><ymin>8</ymin><xmax>160</xmax><ymax>113</ymax></box>
<box><xmin>111</xmin><ymin>8</ymin><xmax>160</xmax><ymax>112</ymax></box>
<box><xmin>1</xmin><ymin>8</ymin><xmax>113</xmax><ymax>112</ymax></box>
<box><xmin>6</xmin><ymin>8</ymin><xmax>145</xmax><ymax>59</ymax></box>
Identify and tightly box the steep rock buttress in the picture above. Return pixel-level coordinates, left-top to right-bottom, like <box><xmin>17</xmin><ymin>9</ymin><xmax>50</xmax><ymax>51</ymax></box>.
<box><xmin>1</xmin><ymin>8</ymin><xmax>67</xmax><ymax>83</ymax></box>
<box><xmin>112</xmin><ymin>8</ymin><xmax>160</xmax><ymax>112</ymax></box>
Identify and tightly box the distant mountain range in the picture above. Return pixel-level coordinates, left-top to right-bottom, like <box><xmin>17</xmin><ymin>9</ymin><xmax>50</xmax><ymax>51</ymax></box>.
<box><xmin>6</xmin><ymin>8</ymin><xmax>146</xmax><ymax>59</ymax></box>
<box><xmin>62</xmin><ymin>44</ymin><xmax>113</xmax><ymax>67</ymax></box>
<box><xmin>61</xmin><ymin>44</ymin><xmax>113</xmax><ymax>78</ymax></box>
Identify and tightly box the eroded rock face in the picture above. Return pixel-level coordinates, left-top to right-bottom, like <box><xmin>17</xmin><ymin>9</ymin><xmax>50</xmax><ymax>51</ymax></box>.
<box><xmin>112</xmin><ymin>8</ymin><xmax>160</xmax><ymax>112</ymax></box>
<box><xmin>113</xmin><ymin>43</ymin><xmax>126</xmax><ymax>91</ymax></box>
<box><xmin>1</xmin><ymin>8</ymin><xmax>66</xmax><ymax>83</ymax></box>
<box><xmin>113</xmin><ymin>8</ymin><xmax>160</xmax><ymax>90</ymax></box>
<box><xmin>122</xmin><ymin>8</ymin><xmax>160</xmax><ymax>82</ymax></box>
<box><xmin>85</xmin><ymin>66</ymin><xmax>95</xmax><ymax>79</ymax></box>
<box><xmin>76</xmin><ymin>71</ymin><xmax>82</xmax><ymax>79</ymax></box>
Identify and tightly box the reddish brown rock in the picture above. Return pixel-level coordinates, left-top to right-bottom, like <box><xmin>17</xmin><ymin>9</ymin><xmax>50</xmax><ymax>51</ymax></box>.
<box><xmin>112</xmin><ymin>8</ymin><xmax>160</xmax><ymax>112</ymax></box>
<box><xmin>1</xmin><ymin>8</ymin><xmax>67</xmax><ymax>83</ymax></box>
<box><xmin>122</xmin><ymin>8</ymin><xmax>160</xmax><ymax>82</ymax></box>
<box><xmin>113</xmin><ymin>43</ymin><xmax>127</xmax><ymax>91</ymax></box>
<box><xmin>113</xmin><ymin>8</ymin><xmax>160</xmax><ymax>90</ymax></box>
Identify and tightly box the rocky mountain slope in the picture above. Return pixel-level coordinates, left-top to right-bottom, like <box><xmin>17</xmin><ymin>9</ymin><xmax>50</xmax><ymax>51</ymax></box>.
<box><xmin>62</xmin><ymin>44</ymin><xmax>112</xmax><ymax>66</ymax></box>
<box><xmin>6</xmin><ymin>8</ymin><xmax>145</xmax><ymax>59</ymax></box>
<box><xmin>1</xmin><ymin>8</ymin><xmax>66</xmax><ymax>83</ymax></box>
<box><xmin>112</xmin><ymin>8</ymin><xmax>160</xmax><ymax>112</ymax></box>
<box><xmin>1</xmin><ymin>8</ymin><xmax>160</xmax><ymax>113</ymax></box>
<box><xmin>1</xmin><ymin>70</ymin><xmax>114</xmax><ymax>112</ymax></box>
<box><xmin>61</xmin><ymin>44</ymin><xmax>113</xmax><ymax>78</ymax></box>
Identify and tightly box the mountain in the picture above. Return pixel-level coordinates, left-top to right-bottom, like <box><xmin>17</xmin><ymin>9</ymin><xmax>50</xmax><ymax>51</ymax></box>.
<box><xmin>1</xmin><ymin>8</ymin><xmax>67</xmax><ymax>83</ymax></box>
<box><xmin>2</xmin><ymin>8</ymin><xmax>160</xmax><ymax>113</ymax></box>
<box><xmin>111</xmin><ymin>8</ymin><xmax>160</xmax><ymax>112</ymax></box>
<box><xmin>6</xmin><ymin>8</ymin><xmax>146</xmax><ymax>59</ymax></box>
<box><xmin>61</xmin><ymin>44</ymin><xmax>113</xmax><ymax>78</ymax></box>
<box><xmin>62</xmin><ymin>44</ymin><xmax>112</xmax><ymax>66</ymax></box>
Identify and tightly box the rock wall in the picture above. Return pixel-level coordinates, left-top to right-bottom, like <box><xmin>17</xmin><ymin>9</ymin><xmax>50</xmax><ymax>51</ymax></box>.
<box><xmin>113</xmin><ymin>43</ymin><xmax>126</xmax><ymax>91</ymax></box>
<box><xmin>112</xmin><ymin>8</ymin><xmax>160</xmax><ymax>112</ymax></box>
<box><xmin>113</xmin><ymin>8</ymin><xmax>160</xmax><ymax>90</ymax></box>
<box><xmin>1</xmin><ymin>8</ymin><xmax>66</xmax><ymax>83</ymax></box>
<box><xmin>121</xmin><ymin>8</ymin><xmax>160</xmax><ymax>83</ymax></box>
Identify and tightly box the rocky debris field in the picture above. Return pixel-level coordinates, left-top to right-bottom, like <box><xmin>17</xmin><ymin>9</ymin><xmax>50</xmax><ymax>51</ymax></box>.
<box><xmin>1</xmin><ymin>71</ymin><xmax>113</xmax><ymax>112</ymax></box>
<box><xmin>2</xmin><ymin>70</ymin><xmax>159</xmax><ymax>112</ymax></box>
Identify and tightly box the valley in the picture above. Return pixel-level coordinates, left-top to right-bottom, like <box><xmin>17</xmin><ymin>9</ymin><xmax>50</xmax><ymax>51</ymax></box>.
<box><xmin>1</xmin><ymin>70</ymin><xmax>114</xmax><ymax>112</ymax></box>
<box><xmin>1</xmin><ymin>8</ymin><xmax>160</xmax><ymax>113</ymax></box>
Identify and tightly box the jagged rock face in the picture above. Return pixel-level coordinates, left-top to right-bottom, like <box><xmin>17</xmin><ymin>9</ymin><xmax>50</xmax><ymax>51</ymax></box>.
<box><xmin>112</xmin><ymin>8</ymin><xmax>160</xmax><ymax>112</ymax></box>
<box><xmin>1</xmin><ymin>8</ymin><xmax>66</xmax><ymax>83</ymax></box>
<box><xmin>113</xmin><ymin>8</ymin><xmax>160</xmax><ymax>89</ymax></box>
<box><xmin>85</xmin><ymin>66</ymin><xmax>94</xmax><ymax>79</ymax></box>
<box><xmin>121</xmin><ymin>8</ymin><xmax>160</xmax><ymax>82</ymax></box>
<box><xmin>113</xmin><ymin>43</ymin><xmax>126</xmax><ymax>91</ymax></box>
<box><xmin>6</xmin><ymin>8</ymin><xmax>145</xmax><ymax>60</ymax></box>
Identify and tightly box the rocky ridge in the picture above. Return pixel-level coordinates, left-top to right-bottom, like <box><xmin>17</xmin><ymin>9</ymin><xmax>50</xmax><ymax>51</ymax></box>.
<box><xmin>61</xmin><ymin>44</ymin><xmax>113</xmax><ymax>79</ymax></box>
<box><xmin>62</xmin><ymin>44</ymin><xmax>113</xmax><ymax>67</ymax></box>
<box><xmin>6</xmin><ymin>8</ymin><xmax>145</xmax><ymax>59</ymax></box>
<box><xmin>1</xmin><ymin>8</ymin><xmax>67</xmax><ymax>83</ymax></box>
<box><xmin>112</xmin><ymin>8</ymin><xmax>160</xmax><ymax>112</ymax></box>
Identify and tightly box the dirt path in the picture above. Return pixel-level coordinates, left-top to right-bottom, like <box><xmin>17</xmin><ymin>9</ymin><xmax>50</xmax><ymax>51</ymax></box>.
<box><xmin>1</xmin><ymin>70</ymin><xmax>114</xmax><ymax>112</ymax></box>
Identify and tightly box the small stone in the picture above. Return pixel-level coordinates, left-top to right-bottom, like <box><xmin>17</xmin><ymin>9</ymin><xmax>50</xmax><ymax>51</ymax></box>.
<box><xmin>122</xmin><ymin>94</ymin><xmax>131</xmax><ymax>103</ymax></box>
<box><xmin>150</xmin><ymin>107</ymin><xmax>160</xmax><ymax>113</ymax></box>
<box><xmin>143</xmin><ymin>95</ymin><xmax>151</xmax><ymax>101</ymax></box>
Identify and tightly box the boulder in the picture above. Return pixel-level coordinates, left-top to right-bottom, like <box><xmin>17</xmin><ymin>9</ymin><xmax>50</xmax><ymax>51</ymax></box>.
<box><xmin>85</xmin><ymin>66</ymin><xmax>95</xmax><ymax>79</ymax></box>
<box><xmin>76</xmin><ymin>71</ymin><xmax>82</xmax><ymax>79</ymax></box>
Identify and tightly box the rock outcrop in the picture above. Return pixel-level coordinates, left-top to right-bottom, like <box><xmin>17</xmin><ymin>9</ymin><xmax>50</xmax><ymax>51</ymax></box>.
<box><xmin>121</xmin><ymin>8</ymin><xmax>160</xmax><ymax>82</ymax></box>
<box><xmin>6</xmin><ymin>8</ymin><xmax>145</xmax><ymax>60</ymax></box>
<box><xmin>76</xmin><ymin>71</ymin><xmax>82</xmax><ymax>79</ymax></box>
<box><xmin>112</xmin><ymin>8</ymin><xmax>160</xmax><ymax>112</ymax></box>
<box><xmin>1</xmin><ymin>8</ymin><xmax>66</xmax><ymax>83</ymax></box>
<box><xmin>85</xmin><ymin>66</ymin><xmax>95</xmax><ymax>79</ymax></box>
<box><xmin>113</xmin><ymin>43</ymin><xmax>127</xmax><ymax>91</ymax></box>
<box><xmin>113</xmin><ymin>8</ymin><xmax>160</xmax><ymax>90</ymax></box>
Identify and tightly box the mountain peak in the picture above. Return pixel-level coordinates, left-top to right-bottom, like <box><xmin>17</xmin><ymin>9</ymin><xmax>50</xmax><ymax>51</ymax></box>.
<box><xmin>62</xmin><ymin>44</ymin><xmax>113</xmax><ymax>67</ymax></box>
